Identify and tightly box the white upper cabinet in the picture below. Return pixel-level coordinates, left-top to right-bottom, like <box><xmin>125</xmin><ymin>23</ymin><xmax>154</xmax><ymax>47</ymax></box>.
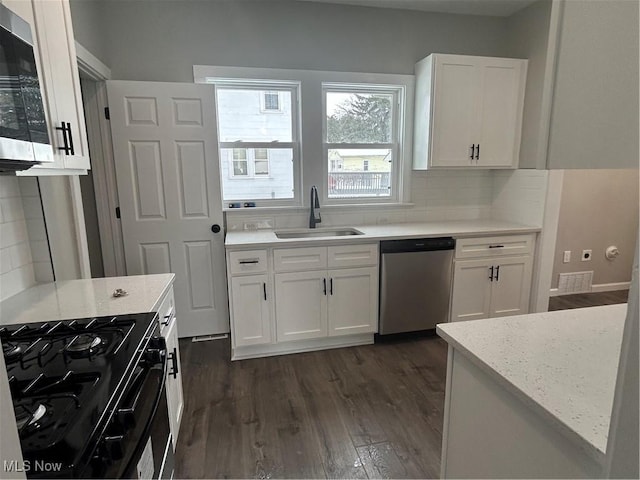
<box><xmin>9</xmin><ymin>0</ymin><xmax>90</xmax><ymax>175</ymax></box>
<box><xmin>413</xmin><ymin>54</ymin><xmax>527</xmax><ymax>170</ymax></box>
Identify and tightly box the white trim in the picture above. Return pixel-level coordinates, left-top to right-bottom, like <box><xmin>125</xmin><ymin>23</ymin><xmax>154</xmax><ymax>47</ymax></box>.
<box><xmin>231</xmin><ymin>333</ymin><xmax>373</xmax><ymax>361</ymax></box>
<box><xmin>68</xmin><ymin>176</ymin><xmax>91</xmax><ymax>279</ymax></box>
<box><xmin>532</xmin><ymin>169</ymin><xmax>564</xmax><ymax>312</ymax></box>
<box><xmin>549</xmin><ymin>282</ymin><xmax>631</xmax><ymax>297</ymax></box>
<box><xmin>75</xmin><ymin>41</ymin><xmax>111</xmax><ymax>81</ymax></box>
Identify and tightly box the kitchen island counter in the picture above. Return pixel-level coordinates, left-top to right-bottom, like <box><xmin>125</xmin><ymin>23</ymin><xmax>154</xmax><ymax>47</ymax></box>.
<box><xmin>436</xmin><ymin>303</ymin><xmax>627</xmax><ymax>478</ymax></box>
<box><xmin>0</xmin><ymin>274</ymin><xmax>175</xmax><ymax>325</ymax></box>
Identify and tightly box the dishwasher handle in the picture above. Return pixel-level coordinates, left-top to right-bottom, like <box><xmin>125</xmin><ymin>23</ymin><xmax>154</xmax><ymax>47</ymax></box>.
<box><xmin>380</xmin><ymin>237</ymin><xmax>455</xmax><ymax>254</ymax></box>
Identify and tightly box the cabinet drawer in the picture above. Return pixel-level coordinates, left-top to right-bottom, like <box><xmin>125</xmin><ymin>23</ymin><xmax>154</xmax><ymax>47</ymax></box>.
<box><xmin>274</xmin><ymin>247</ymin><xmax>327</xmax><ymax>272</ymax></box>
<box><xmin>157</xmin><ymin>287</ymin><xmax>175</xmax><ymax>334</ymax></box>
<box><xmin>229</xmin><ymin>250</ymin><xmax>268</xmax><ymax>275</ymax></box>
<box><xmin>455</xmin><ymin>234</ymin><xmax>534</xmax><ymax>259</ymax></box>
<box><xmin>328</xmin><ymin>244</ymin><xmax>378</xmax><ymax>268</ymax></box>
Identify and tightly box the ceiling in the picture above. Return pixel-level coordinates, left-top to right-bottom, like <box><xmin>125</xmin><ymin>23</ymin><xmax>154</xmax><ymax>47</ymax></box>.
<box><xmin>292</xmin><ymin>0</ymin><xmax>537</xmax><ymax>17</ymax></box>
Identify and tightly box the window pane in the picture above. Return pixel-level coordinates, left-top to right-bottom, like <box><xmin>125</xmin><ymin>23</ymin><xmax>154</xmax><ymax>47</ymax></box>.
<box><xmin>328</xmin><ymin>148</ymin><xmax>391</xmax><ymax>199</ymax></box>
<box><xmin>264</xmin><ymin>92</ymin><xmax>279</xmax><ymax>111</ymax></box>
<box><xmin>326</xmin><ymin>92</ymin><xmax>393</xmax><ymax>143</ymax></box>
<box><xmin>233</xmin><ymin>148</ymin><xmax>247</xmax><ymax>160</ymax></box>
<box><xmin>221</xmin><ymin>148</ymin><xmax>293</xmax><ymax>200</ymax></box>
<box><xmin>217</xmin><ymin>88</ymin><xmax>293</xmax><ymax>142</ymax></box>
<box><xmin>254</xmin><ymin>148</ymin><xmax>268</xmax><ymax>160</ymax></box>
<box><xmin>233</xmin><ymin>160</ymin><xmax>248</xmax><ymax>176</ymax></box>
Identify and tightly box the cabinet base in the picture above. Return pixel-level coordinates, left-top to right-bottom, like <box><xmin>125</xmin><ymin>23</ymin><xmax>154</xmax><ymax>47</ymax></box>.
<box><xmin>231</xmin><ymin>333</ymin><xmax>374</xmax><ymax>361</ymax></box>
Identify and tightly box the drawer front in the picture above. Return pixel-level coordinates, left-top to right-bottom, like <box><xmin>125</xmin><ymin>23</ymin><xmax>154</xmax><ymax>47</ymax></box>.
<box><xmin>455</xmin><ymin>234</ymin><xmax>534</xmax><ymax>259</ymax></box>
<box><xmin>229</xmin><ymin>250</ymin><xmax>268</xmax><ymax>275</ymax></box>
<box><xmin>157</xmin><ymin>287</ymin><xmax>175</xmax><ymax>335</ymax></box>
<box><xmin>328</xmin><ymin>244</ymin><xmax>379</xmax><ymax>268</ymax></box>
<box><xmin>274</xmin><ymin>247</ymin><xmax>327</xmax><ymax>272</ymax></box>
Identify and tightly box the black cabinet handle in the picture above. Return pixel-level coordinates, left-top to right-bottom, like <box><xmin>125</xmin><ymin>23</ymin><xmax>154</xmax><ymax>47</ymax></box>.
<box><xmin>67</xmin><ymin>122</ymin><xmax>75</xmax><ymax>155</ymax></box>
<box><xmin>470</xmin><ymin>144</ymin><xmax>475</xmax><ymax>160</ymax></box>
<box><xmin>239</xmin><ymin>260</ymin><xmax>259</xmax><ymax>264</ymax></box>
<box><xmin>330</xmin><ymin>278</ymin><xmax>333</xmax><ymax>295</ymax></box>
<box><xmin>323</xmin><ymin>278</ymin><xmax>327</xmax><ymax>295</ymax></box>
<box><xmin>495</xmin><ymin>265</ymin><xmax>500</xmax><ymax>282</ymax></box>
<box><xmin>168</xmin><ymin>348</ymin><xmax>178</xmax><ymax>379</ymax></box>
<box><xmin>211</xmin><ymin>224</ymin><xmax>221</xmax><ymax>233</ymax></box>
<box><xmin>475</xmin><ymin>144</ymin><xmax>480</xmax><ymax>160</ymax></box>
<box><xmin>263</xmin><ymin>282</ymin><xmax>267</xmax><ymax>301</ymax></box>
<box><xmin>56</xmin><ymin>122</ymin><xmax>71</xmax><ymax>155</ymax></box>
<box><xmin>488</xmin><ymin>245</ymin><xmax>505</xmax><ymax>249</ymax></box>
<box><xmin>489</xmin><ymin>266</ymin><xmax>494</xmax><ymax>281</ymax></box>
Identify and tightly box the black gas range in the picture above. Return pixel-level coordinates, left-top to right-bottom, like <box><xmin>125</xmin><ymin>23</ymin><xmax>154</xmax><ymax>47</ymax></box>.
<box><xmin>0</xmin><ymin>313</ymin><xmax>172</xmax><ymax>478</ymax></box>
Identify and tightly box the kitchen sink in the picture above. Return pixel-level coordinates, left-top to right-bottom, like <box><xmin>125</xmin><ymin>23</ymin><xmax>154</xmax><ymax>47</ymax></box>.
<box><xmin>275</xmin><ymin>227</ymin><xmax>364</xmax><ymax>239</ymax></box>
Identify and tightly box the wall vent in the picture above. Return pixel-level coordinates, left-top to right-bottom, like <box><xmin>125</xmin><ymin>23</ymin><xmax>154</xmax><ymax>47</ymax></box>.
<box><xmin>558</xmin><ymin>271</ymin><xmax>594</xmax><ymax>295</ymax></box>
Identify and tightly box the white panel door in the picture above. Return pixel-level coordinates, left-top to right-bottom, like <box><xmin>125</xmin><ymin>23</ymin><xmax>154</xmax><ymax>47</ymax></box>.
<box><xmin>476</xmin><ymin>58</ymin><xmax>526</xmax><ymax>168</ymax></box>
<box><xmin>107</xmin><ymin>81</ymin><xmax>228</xmax><ymax>337</ymax></box>
<box><xmin>231</xmin><ymin>274</ymin><xmax>272</xmax><ymax>347</ymax></box>
<box><xmin>431</xmin><ymin>56</ymin><xmax>479</xmax><ymax>167</ymax></box>
<box><xmin>275</xmin><ymin>271</ymin><xmax>327</xmax><ymax>342</ymax></box>
<box><xmin>490</xmin><ymin>255</ymin><xmax>533</xmax><ymax>318</ymax></box>
<box><xmin>450</xmin><ymin>259</ymin><xmax>492</xmax><ymax>322</ymax></box>
<box><xmin>328</xmin><ymin>267</ymin><xmax>378</xmax><ymax>336</ymax></box>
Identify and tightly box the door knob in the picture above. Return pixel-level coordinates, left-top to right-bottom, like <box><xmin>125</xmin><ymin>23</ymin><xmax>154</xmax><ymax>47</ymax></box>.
<box><xmin>211</xmin><ymin>224</ymin><xmax>221</xmax><ymax>233</ymax></box>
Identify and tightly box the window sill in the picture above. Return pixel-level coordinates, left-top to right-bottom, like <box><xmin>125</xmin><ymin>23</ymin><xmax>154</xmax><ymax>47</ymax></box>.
<box><xmin>223</xmin><ymin>202</ymin><xmax>415</xmax><ymax>213</ymax></box>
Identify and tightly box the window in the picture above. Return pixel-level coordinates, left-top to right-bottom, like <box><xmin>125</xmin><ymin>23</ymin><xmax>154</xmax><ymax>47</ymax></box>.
<box><xmin>262</xmin><ymin>91</ymin><xmax>280</xmax><ymax>111</ymax></box>
<box><xmin>324</xmin><ymin>85</ymin><xmax>401</xmax><ymax>201</ymax></box>
<box><xmin>215</xmin><ymin>84</ymin><xmax>298</xmax><ymax>203</ymax></box>
<box><xmin>232</xmin><ymin>148</ymin><xmax>248</xmax><ymax>176</ymax></box>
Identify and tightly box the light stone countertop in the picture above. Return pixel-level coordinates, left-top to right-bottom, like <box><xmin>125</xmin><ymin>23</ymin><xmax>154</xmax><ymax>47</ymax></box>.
<box><xmin>436</xmin><ymin>303</ymin><xmax>628</xmax><ymax>465</ymax></box>
<box><xmin>0</xmin><ymin>274</ymin><xmax>175</xmax><ymax>326</ymax></box>
<box><xmin>225</xmin><ymin>219</ymin><xmax>540</xmax><ymax>249</ymax></box>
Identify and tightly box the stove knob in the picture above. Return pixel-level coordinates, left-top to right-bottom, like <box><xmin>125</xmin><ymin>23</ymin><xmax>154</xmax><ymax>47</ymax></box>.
<box><xmin>103</xmin><ymin>435</ymin><xmax>125</xmax><ymax>461</ymax></box>
<box><xmin>117</xmin><ymin>408</ymin><xmax>136</xmax><ymax>429</ymax></box>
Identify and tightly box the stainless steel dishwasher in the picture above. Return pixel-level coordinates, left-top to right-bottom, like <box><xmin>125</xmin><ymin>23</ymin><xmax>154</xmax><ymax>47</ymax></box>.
<box><xmin>379</xmin><ymin>237</ymin><xmax>455</xmax><ymax>335</ymax></box>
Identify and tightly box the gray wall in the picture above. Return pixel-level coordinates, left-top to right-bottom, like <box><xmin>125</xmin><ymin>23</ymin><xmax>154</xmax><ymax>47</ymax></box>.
<box><xmin>69</xmin><ymin>0</ymin><xmax>109</xmax><ymax>65</ymax></box>
<box><xmin>74</xmin><ymin>0</ymin><xmax>510</xmax><ymax>81</ymax></box>
<box><xmin>552</xmin><ymin>169</ymin><xmax>639</xmax><ymax>288</ymax></box>
<box><xmin>546</xmin><ymin>0</ymin><xmax>639</xmax><ymax>169</ymax></box>
<box><xmin>505</xmin><ymin>0</ymin><xmax>552</xmax><ymax>169</ymax></box>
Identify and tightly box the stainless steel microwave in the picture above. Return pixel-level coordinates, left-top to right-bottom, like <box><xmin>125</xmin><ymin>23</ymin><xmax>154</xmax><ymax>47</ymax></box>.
<box><xmin>0</xmin><ymin>3</ymin><xmax>53</xmax><ymax>172</ymax></box>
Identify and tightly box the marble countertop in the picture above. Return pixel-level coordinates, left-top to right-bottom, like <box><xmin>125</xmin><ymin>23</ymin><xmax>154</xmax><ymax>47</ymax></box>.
<box><xmin>0</xmin><ymin>274</ymin><xmax>175</xmax><ymax>325</ymax></box>
<box><xmin>225</xmin><ymin>220</ymin><xmax>540</xmax><ymax>249</ymax></box>
<box><xmin>437</xmin><ymin>304</ymin><xmax>628</xmax><ymax>464</ymax></box>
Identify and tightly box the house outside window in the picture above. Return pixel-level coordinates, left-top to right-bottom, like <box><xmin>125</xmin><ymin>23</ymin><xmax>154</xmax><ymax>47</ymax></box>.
<box><xmin>324</xmin><ymin>85</ymin><xmax>401</xmax><ymax>201</ymax></box>
<box><xmin>215</xmin><ymin>84</ymin><xmax>298</xmax><ymax>203</ymax></box>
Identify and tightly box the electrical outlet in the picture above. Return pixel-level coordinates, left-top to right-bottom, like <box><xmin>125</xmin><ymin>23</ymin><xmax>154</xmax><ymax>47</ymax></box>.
<box><xmin>582</xmin><ymin>249</ymin><xmax>592</xmax><ymax>261</ymax></box>
<box><xmin>563</xmin><ymin>251</ymin><xmax>571</xmax><ymax>263</ymax></box>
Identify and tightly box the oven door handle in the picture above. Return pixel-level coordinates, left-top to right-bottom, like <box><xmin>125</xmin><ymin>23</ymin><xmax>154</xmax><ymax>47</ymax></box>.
<box><xmin>121</xmin><ymin>342</ymin><xmax>169</xmax><ymax>473</ymax></box>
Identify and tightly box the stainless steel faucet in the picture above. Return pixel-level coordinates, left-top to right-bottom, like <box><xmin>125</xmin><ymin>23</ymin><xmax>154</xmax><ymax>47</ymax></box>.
<box><xmin>309</xmin><ymin>186</ymin><xmax>321</xmax><ymax>228</ymax></box>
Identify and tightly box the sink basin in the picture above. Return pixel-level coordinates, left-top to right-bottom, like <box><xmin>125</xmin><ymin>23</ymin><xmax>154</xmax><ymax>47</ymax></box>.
<box><xmin>275</xmin><ymin>227</ymin><xmax>364</xmax><ymax>239</ymax></box>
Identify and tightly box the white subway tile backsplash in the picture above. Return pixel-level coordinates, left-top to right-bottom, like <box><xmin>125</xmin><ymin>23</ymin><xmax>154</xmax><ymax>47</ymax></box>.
<box><xmin>18</xmin><ymin>177</ymin><xmax>39</xmax><ymax>197</ymax></box>
<box><xmin>33</xmin><ymin>261</ymin><xmax>54</xmax><ymax>283</ymax></box>
<box><xmin>21</xmin><ymin>196</ymin><xmax>44</xmax><ymax>220</ymax></box>
<box><xmin>10</xmin><ymin>243</ymin><xmax>32</xmax><ymax>269</ymax></box>
<box><xmin>0</xmin><ymin>197</ymin><xmax>26</xmax><ymax>222</ymax></box>
<box><xmin>0</xmin><ymin>177</ymin><xmax>21</xmax><ymax>198</ymax></box>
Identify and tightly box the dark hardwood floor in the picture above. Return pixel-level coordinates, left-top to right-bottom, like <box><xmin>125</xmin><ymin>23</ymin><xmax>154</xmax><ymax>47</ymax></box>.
<box><xmin>174</xmin><ymin>335</ymin><xmax>448</xmax><ymax>479</ymax></box>
<box><xmin>548</xmin><ymin>289</ymin><xmax>629</xmax><ymax>311</ymax></box>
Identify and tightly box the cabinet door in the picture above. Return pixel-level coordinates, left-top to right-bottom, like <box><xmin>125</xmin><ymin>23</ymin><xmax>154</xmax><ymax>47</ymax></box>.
<box><xmin>30</xmin><ymin>0</ymin><xmax>90</xmax><ymax>171</ymax></box>
<box><xmin>230</xmin><ymin>274</ymin><xmax>272</xmax><ymax>347</ymax></box>
<box><xmin>489</xmin><ymin>255</ymin><xmax>532</xmax><ymax>318</ymax></box>
<box><xmin>328</xmin><ymin>267</ymin><xmax>378</xmax><ymax>336</ymax></box>
<box><xmin>164</xmin><ymin>315</ymin><xmax>184</xmax><ymax>450</ymax></box>
<box><xmin>451</xmin><ymin>259</ymin><xmax>492</xmax><ymax>322</ymax></box>
<box><xmin>275</xmin><ymin>271</ymin><xmax>327</xmax><ymax>342</ymax></box>
<box><xmin>430</xmin><ymin>55</ymin><xmax>480</xmax><ymax>167</ymax></box>
<box><xmin>475</xmin><ymin>58</ymin><xmax>526</xmax><ymax>168</ymax></box>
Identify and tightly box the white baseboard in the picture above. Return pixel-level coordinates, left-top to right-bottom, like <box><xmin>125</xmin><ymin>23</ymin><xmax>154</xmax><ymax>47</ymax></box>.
<box><xmin>550</xmin><ymin>282</ymin><xmax>630</xmax><ymax>297</ymax></box>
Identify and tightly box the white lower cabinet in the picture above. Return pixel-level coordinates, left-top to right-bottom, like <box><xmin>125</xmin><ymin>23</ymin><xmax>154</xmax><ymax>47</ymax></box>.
<box><xmin>227</xmin><ymin>243</ymin><xmax>379</xmax><ymax>359</ymax></box>
<box><xmin>163</xmin><ymin>315</ymin><xmax>184</xmax><ymax>449</ymax></box>
<box><xmin>231</xmin><ymin>274</ymin><xmax>272</xmax><ymax>346</ymax></box>
<box><xmin>275</xmin><ymin>271</ymin><xmax>328</xmax><ymax>342</ymax></box>
<box><xmin>450</xmin><ymin>235</ymin><xmax>534</xmax><ymax>322</ymax></box>
<box><xmin>157</xmin><ymin>287</ymin><xmax>183</xmax><ymax>450</ymax></box>
<box><xmin>328</xmin><ymin>267</ymin><xmax>378</xmax><ymax>336</ymax></box>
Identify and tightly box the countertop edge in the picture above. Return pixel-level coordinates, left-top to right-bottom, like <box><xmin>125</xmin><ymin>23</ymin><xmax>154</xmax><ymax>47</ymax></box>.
<box><xmin>436</xmin><ymin>323</ymin><xmax>607</xmax><ymax>466</ymax></box>
<box><xmin>225</xmin><ymin>223</ymin><xmax>541</xmax><ymax>249</ymax></box>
